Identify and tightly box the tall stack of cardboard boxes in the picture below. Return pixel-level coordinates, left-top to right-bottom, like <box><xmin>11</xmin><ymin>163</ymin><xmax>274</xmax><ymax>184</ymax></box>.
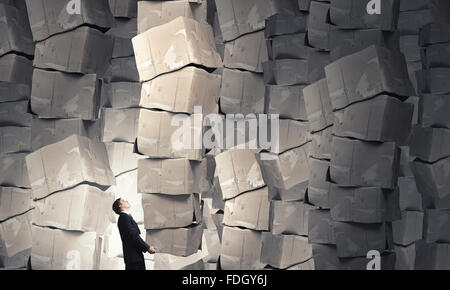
<box><xmin>410</xmin><ymin>0</ymin><xmax>450</xmax><ymax>270</ymax></box>
<box><xmin>213</xmin><ymin>0</ymin><xmax>304</xmax><ymax>270</ymax></box>
<box><xmin>258</xmin><ymin>12</ymin><xmax>319</xmax><ymax>270</ymax></box>
<box><xmin>25</xmin><ymin>135</ymin><xmax>116</xmax><ymax>270</ymax></box>
<box><xmin>23</xmin><ymin>0</ymin><xmax>117</xmax><ymax>270</ymax></box>
<box><xmin>133</xmin><ymin>0</ymin><xmax>222</xmax><ymax>270</ymax></box>
<box><xmin>0</xmin><ymin>0</ymin><xmax>34</xmax><ymax>269</ymax></box>
<box><xmin>302</xmin><ymin>0</ymin><xmax>416</xmax><ymax>270</ymax></box>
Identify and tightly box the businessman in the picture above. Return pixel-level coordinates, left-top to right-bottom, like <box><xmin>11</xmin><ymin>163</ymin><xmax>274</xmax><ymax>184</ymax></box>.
<box><xmin>112</xmin><ymin>198</ymin><xmax>157</xmax><ymax>270</ymax></box>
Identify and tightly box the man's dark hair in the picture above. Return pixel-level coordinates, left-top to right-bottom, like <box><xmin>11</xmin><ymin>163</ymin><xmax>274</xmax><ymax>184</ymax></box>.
<box><xmin>112</xmin><ymin>198</ymin><xmax>122</xmax><ymax>215</ymax></box>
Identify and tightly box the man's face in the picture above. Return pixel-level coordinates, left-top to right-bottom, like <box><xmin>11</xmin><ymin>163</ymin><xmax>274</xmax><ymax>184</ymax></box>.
<box><xmin>120</xmin><ymin>199</ymin><xmax>131</xmax><ymax>211</ymax></box>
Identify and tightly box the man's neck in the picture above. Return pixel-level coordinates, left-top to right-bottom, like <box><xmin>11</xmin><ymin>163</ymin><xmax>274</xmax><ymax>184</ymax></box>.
<box><xmin>122</xmin><ymin>209</ymin><xmax>130</xmax><ymax>215</ymax></box>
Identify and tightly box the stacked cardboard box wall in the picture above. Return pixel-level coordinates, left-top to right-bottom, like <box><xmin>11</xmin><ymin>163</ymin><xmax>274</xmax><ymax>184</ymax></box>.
<box><xmin>0</xmin><ymin>0</ymin><xmax>34</xmax><ymax>269</ymax></box>
<box><xmin>410</xmin><ymin>0</ymin><xmax>450</xmax><ymax>270</ymax></box>
<box><xmin>212</xmin><ymin>0</ymin><xmax>315</xmax><ymax>270</ymax></box>
<box><xmin>24</xmin><ymin>0</ymin><xmax>119</xmax><ymax>270</ymax></box>
<box><xmin>132</xmin><ymin>0</ymin><xmax>222</xmax><ymax>270</ymax></box>
<box><xmin>299</xmin><ymin>0</ymin><xmax>416</xmax><ymax>270</ymax></box>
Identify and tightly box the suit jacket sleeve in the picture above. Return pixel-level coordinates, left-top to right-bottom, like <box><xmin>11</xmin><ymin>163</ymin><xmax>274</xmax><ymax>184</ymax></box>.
<box><xmin>119</xmin><ymin>214</ymin><xmax>150</xmax><ymax>253</ymax></box>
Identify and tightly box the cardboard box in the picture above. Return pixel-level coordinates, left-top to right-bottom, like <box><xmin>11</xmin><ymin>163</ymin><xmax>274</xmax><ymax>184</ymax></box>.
<box><xmin>416</xmin><ymin>68</ymin><xmax>450</xmax><ymax>94</ymax></box>
<box><xmin>392</xmin><ymin>211</ymin><xmax>423</xmax><ymax>246</ymax></box>
<box><xmin>0</xmin><ymin>127</ymin><xmax>31</xmax><ymax>154</ymax></box>
<box><xmin>268</xmin><ymin>182</ymin><xmax>308</xmax><ymax>202</ymax></box>
<box><xmin>310</xmin><ymin>126</ymin><xmax>333</xmax><ymax>160</ymax></box>
<box><xmin>0</xmin><ymin>101</ymin><xmax>31</xmax><ymax>127</ymax></box>
<box><xmin>105</xmin><ymin>142</ymin><xmax>142</xmax><ymax>177</ymax></box>
<box><xmin>215</xmin><ymin>0</ymin><xmax>297</xmax><ymax>42</ymax></box>
<box><xmin>0</xmin><ymin>53</ymin><xmax>33</xmax><ymax>87</ymax></box>
<box><xmin>223</xmin><ymin>187</ymin><xmax>270</xmax><ymax>231</ymax></box>
<box><xmin>400</xmin><ymin>35</ymin><xmax>421</xmax><ymax>62</ymax></box>
<box><xmin>267</xmin><ymin>33</ymin><xmax>315</xmax><ymax>60</ymax></box>
<box><xmin>265</xmin><ymin>85</ymin><xmax>308</xmax><ymax>121</ymax></box>
<box><xmin>419</xmin><ymin>94</ymin><xmax>450</xmax><ymax>129</ymax></box>
<box><xmin>154</xmin><ymin>251</ymin><xmax>205</xmax><ymax>270</ymax></box>
<box><xmin>285</xmin><ymin>258</ymin><xmax>315</xmax><ymax>270</ymax></box>
<box><xmin>26</xmin><ymin>135</ymin><xmax>115</xmax><ymax>199</ymax></box>
<box><xmin>100</xmin><ymin>108</ymin><xmax>139</xmax><ymax>143</ymax></box>
<box><xmin>325</xmin><ymin>45</ymin><xmax>414</xmax><ymax>110</ymax></box>
<box><xmin>106</xmin><ymin>57</ymin><xmax>139</xmax><ymax>83</ymax></box>
<box><xmin>33</xmin><ymin>184</ymin><xmax>114</xmax><ymax>234</ymax></box>
<box><xmin>0</xmin><ymin>82</ymin><xmax>29</xmax><ymax>104</ymax></box>
<box><xmin>398</xmin><ymin>177</ymin><xmax>423</xmax><ymax>211</ymax></box>
<box><xmin>0</xmin><ymin>248</ymin><xmax>31</xmax><ymax>269</ymax></box>
<box><xmin>259</xmin><ymin>143</ymin><xmax>311</xmax><ymax>190</ymax></box>
<box><xmin>422</xmin><ymin>193</ymin><xmax>450</xmax><ymax>211</ymax></box>
<box><xmin>261</xmin><ymin>233</ymin><xmax>312</xmax><ymax>269</ymax></box>
<box><xmin>308</xmin><ymin>158</ymin><xmax>332</xmax><ymax>208</ymax></box>
<box><xmin>34</xmin><ymin>26</ymin><xmax>114</xmax><ymax>76</ymax></box>
<box><xmin>307</xmin><ymin>1</ymin><xmax>334</xmax><ymax>51</ymax></box>
<box><xmin>419</xmin><ymin>23</ymin><xmax>450</xmax><ymax>47</ymax></box>
<box><xmin>132</xmin><ymin>17</ymin><xmax>222</xmax><ymax>82</ymax></box>
<box><xmin>308</xmin><ymin>209</ymin><xmax>336</xmax><ymax>245</ymax></box>
<box><xmin>0</xmin><ymin>187</ymin><xmax>32</xmax><ymax>222</ymax></box>
<box><xmin>330</xmin><ymin>28</ymin><xmax>399</xmax><ymax>61</ymax></box>
<box><xmin>107</xmin><ymin>17</ymin><xmax>137</xmax><ymax>40</ymax></box>
<box><xmin>394</xmin><ymin>244</ymin><xmax>416</xmax><ymax>270</ymax></box>
<box><xmin>25</xmin><ymin>0</ymin><xmax>114</xmax><ymax>42</ymax></box>
<box><xmin>31</xmin><ymin>225</ymin><xmax>98</xmax><ymax>270</ymax></box>
<box><xmin>223</xmin><ymin>30</ymin><xmax>268</xmax><ymax>73</ymax></box>
<box><xmin>31</xmin><ymin>69</ymin><xmax>101</xmax><ymax>121</ymax></box>
<box><xmin>220</xmin><ymin>226</ymin><xmax>265</xmax><ymax>270</ymax></box>
<box><xmin>111</xmin><ymin>37</ymin><xmax>134</xmax><ymax>59</ymax></box>
<box><xmin>330</xmin><ymin>137</ymin><xmax>400</xmax><ymax>189</ymax></box>
<box><xmin>411</xmin><ymin>157</ymin><xmax>450</xmax><ymax>198</ymax></box>
<box><xmin>138</xmin><ymin>158</ymin><xmax>197</xmax><ymax>195</ymax></box>
<box><xmin>272</xmin><ymin>120</ymin><xmax>310</xmax><ymax>154</ymax></box>
<box><xmin>0</xmin><ymin>153</ymin><xmax>29</xmax><ymax>188</ymax></box>
<box><xmin>0</xmin><ymin>213</ymin><xmax>32</xmax><ymax>265</ymax></box>
<box><xmin>202</xmin><ymin>228</ymin><xmax>221</xmax><ymax>263</ymax></box>
<box><xmin>303</xmin><ymin>78</ymin><xmax>334</xmax><ymax>133</ymax></box>
<box><xmin>415</xmin><ymin>240</ymin><xmax>450</xmax><ymax>270</ymax></box>
<box><xmin>31</xmin><ymin>117</ymin><xmax>89</xmax><ymax>151</ymax></box>
<box><xmin>220</xmin><ymin>68</ymin><xmax>265</xmax><ymax>115</ymax></box>
<box><xmin>263</xmin><ymin>59</ymin><xmax>313</xmax><ymax>86</ymax></box>
<box><xmin>141</xmin><ymin>66</ymin><xmax>220</xmax><ymax>115</ymax></box>
<box><xmin>410</xmin><ymin>127</ymin><xmax>450</xmax><ymax>163</ymax></box>
<box><xmin>265</xmin><ymin>13</ymin><xmax>308</xmax><ymax>38</ymax></box>
<box><xmin>137</xmin><ymin>109</ymin><xmax>204</xmax><ymax>160</ymax></box>
<box><xmin>424</xmin><ymin>209</ymin><xmax>450</xmax><ymax>243</ymax></box>
<box><xmin>329</xmin><ymin>0</ymin><xmax>400</xmax><ymax>31</ymax></box>
<box><xmin>0</xmin><ymin>4</ymin><xmax>33</xmax><ymax>56</ymax></box>
<box><xmin>426</xmin><ymin>0</ymin><xmax>450</xmax><ymax>27</ymax></box>
<box><xmin>333</xmin><ymin>95</ymin><xmax>414</xmax><ymax>144</ymax></box>
<box><xmin>142</xmin><ymin>193</ymin><xmax>200</xmax><ymax>230</ymax></box>
<box><xmin>330</xmin><ymin>185</ymin><xmax>401</xmax><ymax>224</ymax></box>
<box><xmin>312</xmin><ymin>244</ymin><xmax>396</xmax><ymax>270</ymax></box>
<box><xmin>270</xmin><ymin>200</ymin><xmax>312</xmax><ymax>236</ymax></box>
<box><xmin>146</xmin><ymin>224</ymin><xmax>203</xmax><ymax>257</ymax></box>
<box><xmin>333</xmin><ymin>221</ymin><xmax>388</xmax><ymax>258</ymax></box>
<box><xmin>102</xmin><ymin>82</ymin><xmax>141</xmax><ymax>109</ymax></box>
<box><xmin>215</xmin><ymin>149</ymin><xmax>265</xmax><ymax>200</ymax></box>
<box><xmin>109</xmin><ymin>0</ymin><xmax>137</xmax><ymax>18</ymax></box>
<box><xmin>137</xmin><ymin>0</ymin><xmax>207</xmax><ymax>34</ymax></box>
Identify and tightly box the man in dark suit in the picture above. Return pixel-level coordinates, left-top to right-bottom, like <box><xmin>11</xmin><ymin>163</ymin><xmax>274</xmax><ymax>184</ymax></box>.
<box><xmin>112</xmin><ymin>198</ymin><xmax>156</xmax><ymax>270</ymax></box>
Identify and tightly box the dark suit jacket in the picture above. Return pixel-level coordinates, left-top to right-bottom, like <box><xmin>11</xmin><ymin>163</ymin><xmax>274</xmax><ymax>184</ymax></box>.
<box><xmin>117</xmin><ymin>213</ymin><xmax>150</xmax><ymax>265</ymax></box>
